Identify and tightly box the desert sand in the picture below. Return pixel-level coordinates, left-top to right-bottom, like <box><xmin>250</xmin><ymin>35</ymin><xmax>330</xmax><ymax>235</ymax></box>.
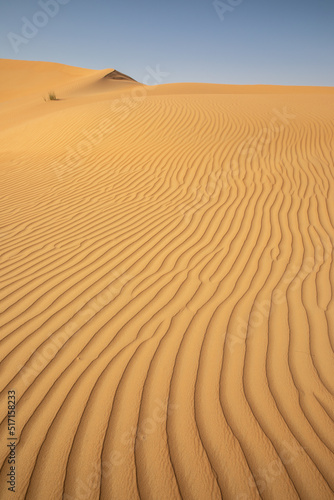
<box><xmin>0</xmin><ymin>59</ymin><xmax>333</xmax><ymax>499</ymax></box>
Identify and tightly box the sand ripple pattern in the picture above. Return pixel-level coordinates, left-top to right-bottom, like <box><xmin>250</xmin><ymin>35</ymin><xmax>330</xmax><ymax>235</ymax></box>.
<box><xmin>0</xmin><ymin>89</ymin><xmax>334</xmax><ymax>500</ymax></box>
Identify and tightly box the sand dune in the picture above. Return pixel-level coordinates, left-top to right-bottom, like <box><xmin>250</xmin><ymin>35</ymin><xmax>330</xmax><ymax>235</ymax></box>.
<box><xmin>0</xmin><ymin>59</ymin><xmax>333</xmax><ymax>499</ymax></box>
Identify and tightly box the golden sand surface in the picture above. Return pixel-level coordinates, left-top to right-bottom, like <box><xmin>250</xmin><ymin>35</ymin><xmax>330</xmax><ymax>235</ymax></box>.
<box><xmin>0</xmin><ymin>59</ymin><xmax>334</xmax><ymax>499</ymax></box>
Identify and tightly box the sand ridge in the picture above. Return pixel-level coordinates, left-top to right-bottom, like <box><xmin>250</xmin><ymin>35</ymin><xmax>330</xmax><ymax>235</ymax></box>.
<box><xmin>0</xmin><ymin>59</ymin><xmax>333</xmax><ymax>499</ymax></box>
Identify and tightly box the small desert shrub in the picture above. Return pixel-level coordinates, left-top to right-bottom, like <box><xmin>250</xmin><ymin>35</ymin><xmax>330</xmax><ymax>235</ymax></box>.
<box><xmin>44</xmin><ymin>91</ymin><xmax>57</xmax><ymax>101</ymax></box>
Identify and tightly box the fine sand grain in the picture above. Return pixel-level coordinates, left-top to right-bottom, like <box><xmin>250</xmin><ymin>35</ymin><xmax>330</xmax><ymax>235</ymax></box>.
<box><xmin>0</xmin><ymin>59</ymin><xmax>333</xmax><ymax>500</ymax></box>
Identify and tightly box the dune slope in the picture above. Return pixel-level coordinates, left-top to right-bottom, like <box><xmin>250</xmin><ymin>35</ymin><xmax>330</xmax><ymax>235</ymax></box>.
<box><xmin>0</xmin><ymin>60</ymin><xmax>334</xmax><ymax>500</ymax></box>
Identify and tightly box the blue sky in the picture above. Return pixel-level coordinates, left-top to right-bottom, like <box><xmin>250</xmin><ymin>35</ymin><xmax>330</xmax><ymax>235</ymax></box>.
<box><xmin>1</xmin><ymin>0</ymin><xmax>333</xmax><ymax>86</ymax></box>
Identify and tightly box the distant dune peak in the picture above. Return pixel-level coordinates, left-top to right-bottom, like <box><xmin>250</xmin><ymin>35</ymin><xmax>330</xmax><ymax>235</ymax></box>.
<box><xmin>103</xmin><ymin>69</ymin><xmax>137</xmax><ymax>82</ymax></box>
